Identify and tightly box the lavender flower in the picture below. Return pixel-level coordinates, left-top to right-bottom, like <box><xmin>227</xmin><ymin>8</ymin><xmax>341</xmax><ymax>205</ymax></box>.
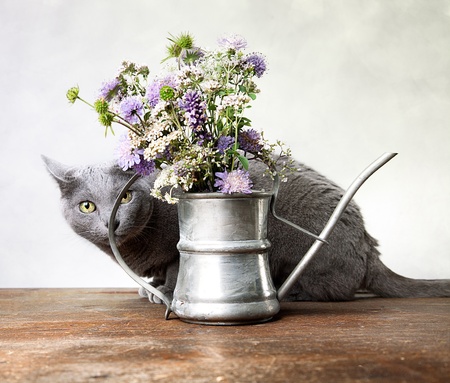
<box><xmin>238</xmin><ymin>129</ymin><xmax>263</xmax><ymax>153</ymax></box>
<box><xmin>116</xmin><ymin>136</ymin><xmax>155</xmax><ymax>175</ymax></box>
<box><xmin>133</xmin><ymin>155</ymin><xmax>155</xmax><ymax>176</ymax></box>
<box><xmin>216</xmin><ymin>135</ymin><xmax>235</xmax><ymax>154</ymax></box>
<box><xmin>217</xmin><ymin>34</ymin><xmax>247</xmax><ymax>51</ymax></box>
<box><xmin>115</xmin><ymin>134</ymin><xmax>141</xmax><ymax>170</ymax></box>
<box><xmin>214</xmin><ymin>169</ymin><xmax>253</xmax><ymax>194</ymax></box>
<box><xmin>98</xmin><ymin>78</ymin><xmax>120</xmax><ymax>100</ymax></box>
<box><xmin>146</xmin><ymin>82</ymin><xmax>161</xmax><ymax>107</ymax></box>
<box><xmin>244</xmin><ymin>53</ymin><xmax>267</xmax><ymax>78</ymax></box>
<box><xmin>119</xmin><ymin>96</ymin><xmax>144</xmax><ymax>124</ymax></box>
<box><xmin>196</xmin><ymin>131</ymin><xmax>213</xmax><ymax>146</ymax></box>
<box><xmin>179</xmin><ymin>90</ymin><xmax>206</xmax><ymax>131</ymax></box>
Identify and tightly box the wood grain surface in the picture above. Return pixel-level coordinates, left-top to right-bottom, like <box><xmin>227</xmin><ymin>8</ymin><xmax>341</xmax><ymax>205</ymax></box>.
<box><xmin>1</xmin><ymin>289</ymin><xmax>448</xmax><ymax>382</ymax></box>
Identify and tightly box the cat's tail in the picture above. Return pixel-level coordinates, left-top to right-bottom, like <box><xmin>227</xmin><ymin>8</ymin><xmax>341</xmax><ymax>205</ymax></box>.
<box><xmin>365</xmin><ymin>255</ymin><xmax>450</xmax><ymax>298</ymax></box>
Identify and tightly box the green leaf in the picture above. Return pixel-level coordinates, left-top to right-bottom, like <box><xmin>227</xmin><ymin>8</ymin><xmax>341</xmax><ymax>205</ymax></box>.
<box><xmin>144</xmin><ymin>111</ymin><xmax>152</xmax><ymax>122</ymax></box>
<box><xmin>248</xmin><ymin>93</ymin><xmax>257</xmax><ymax>100</ymax></box>
<box><xmin>238</xmin><ymin>117</ymin><xmax>252</xmax><ymax>128</ymax></box>
<box><xmin>238</xmin><ymin>155</ymin><xmax>249</xmax><ymax>170</ymax></box>
<box><xmin>104</xmin><ymin>124</ymin><xmax>115</xmax><ymax>137</ymax></box>
<box><xmin>239</xmin><ymin>85</ymin><xmax>247</xmax><ymax>93</ymax></box>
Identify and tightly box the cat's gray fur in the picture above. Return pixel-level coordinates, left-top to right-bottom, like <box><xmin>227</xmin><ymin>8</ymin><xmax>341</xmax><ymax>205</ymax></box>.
<box><xmin>42</xmin><ymin>155</ymin><xmax>450</xmax><ymax>302</ymax></box>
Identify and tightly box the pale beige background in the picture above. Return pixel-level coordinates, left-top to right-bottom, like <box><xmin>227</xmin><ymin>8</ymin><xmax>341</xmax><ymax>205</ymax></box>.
<box><xmin>0</xmin><ymin>0</ymin><xmax>449</xmax><ymax>287</ymax></box>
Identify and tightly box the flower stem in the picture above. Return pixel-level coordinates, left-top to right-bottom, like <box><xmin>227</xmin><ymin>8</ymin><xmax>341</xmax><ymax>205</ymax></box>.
<box><xmin>113</xmin><ymin>118</ymin><xmax>144</xmax><ymax>136</ymax></box>
<box><xmin>77</xmin><ymin>96</ymin><xmax>96</xmax><ymax>109</ymax></box>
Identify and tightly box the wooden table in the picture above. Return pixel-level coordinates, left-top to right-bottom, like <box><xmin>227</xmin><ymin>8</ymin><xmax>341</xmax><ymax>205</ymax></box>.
<box><xmin>0</xmin><ymin>289</ymin><xmax>448</xmax><ymax>382</ymax></box>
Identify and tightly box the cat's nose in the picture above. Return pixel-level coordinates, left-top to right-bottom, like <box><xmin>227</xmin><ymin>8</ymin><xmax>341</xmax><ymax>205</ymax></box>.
<box><xmin>105</xmin><ymin>219</ymin><xmax>120</xmax><ymax>231</ymax></box>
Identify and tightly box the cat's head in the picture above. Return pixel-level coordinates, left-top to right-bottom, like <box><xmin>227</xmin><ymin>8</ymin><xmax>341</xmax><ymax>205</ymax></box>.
<box><xmin>42</xmin><ymin>155</ymin><xmax>155</xmax><ymax>252</ymax></box>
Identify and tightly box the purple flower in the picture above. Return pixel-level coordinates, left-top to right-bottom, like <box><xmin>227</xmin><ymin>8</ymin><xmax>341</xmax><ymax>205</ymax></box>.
<box><xmin>98</xmin><ymin>78</ymin><xmax>120</xmax><ymax>100</ymax></box>
<box><xmin>146</xmin><ymin>82</ymin><xmax>161</xmax><ymax>107</ymax></box>
<box><xmin>115</xmin><ymin>135</ymin><xmax>155</xmax><ymax>175</ymax></box>
<box><xmin>146</xmin><ymin>74</ymin><xmax>178</xmax><ymax>107</ymax></box>
<box><xmin>214</xmin><ymin>169</ymin><xmax>253</xmax><ymax>194</ymax></box>
<box><xmin>133</xmin><ymin>156</ymin><xmax>155</xmax><ymax>176</ymax></box>
<box><xmin>238</xmin><ymin>129</ymin><xmax>263</xmax><ymax>153</ymax></box>
<box><xmin>115</xmin><ymin>134</ymin><xmax>141</xmax><ymax>171</ymax></box>
<box><xmin>173</xmin><ymin>161</ymin><xmax>188</xmax><ymax>178</ymax></box>
<box><xmin>179</xmin><ymin>90</ymin><xmax>206</xmax><ymax>131</ymax></box>
<box><xmin>196</xmin><ymin>131</ymin><xmax>212</xmax><ymax>146</ymax></box>
<box><xmin>216</xmin><ymin>135</ymin><xmax>235</xmax><ymax>154</ymax></box>
<box><xmin>119</xmin><ymin>96</ymin><xmax>144</xmax><ymax>124</ymax></box>
<box><xmin>155</xmin><ymin>145</ymin><xmax>173</xmax><ymax>161</ymax></box>
<box><xmin>217</xmin><ymin>34</ymin><xmax>247</xmax><ymax>51</ymax></box>
<box><xmin>244</xmin><ymin>53</ymin><xmax>267</xmax><ymax>78</ymax></box>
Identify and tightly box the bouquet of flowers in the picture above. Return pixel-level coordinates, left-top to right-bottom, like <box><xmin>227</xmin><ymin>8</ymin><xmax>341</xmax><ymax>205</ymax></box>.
<box><xmin>67</xmin><ymin>33</ymin><xmax>292</xmax><ymax>203</ymax></box>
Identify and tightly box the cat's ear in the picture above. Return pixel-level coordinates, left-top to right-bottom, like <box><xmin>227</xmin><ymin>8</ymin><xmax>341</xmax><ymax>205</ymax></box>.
<box><xmin>41</xmin><ymin>155</ymin><xmax>77</xmax><ymax>190</ymax></box>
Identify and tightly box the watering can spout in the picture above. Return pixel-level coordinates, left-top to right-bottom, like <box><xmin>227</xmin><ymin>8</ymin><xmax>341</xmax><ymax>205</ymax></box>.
<box><xmin>275</xmin><ymin>152</ymin><xmax>398</xmax><ymax>301</ymax></box>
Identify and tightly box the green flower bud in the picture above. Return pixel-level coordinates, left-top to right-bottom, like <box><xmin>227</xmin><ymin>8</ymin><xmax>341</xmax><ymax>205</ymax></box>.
<box><xmin>94</xmin><ymin>99</ymin><xmax>109</xmax><ymax>115</ymax></box>
<box><xmin>98</xmin><ymin>112</ymin><xmax>114</xmax><ymax>127</ymax></box>
<box><xmin>66</xmin><ymin>86</ymin><xmax>79</xmax><ymax>103</ymax></box>
<box><xmin>165</xmin><ymin>32</ymin><xmax>195</xmax><ymax>59</ymax></box>
<box><xmin>175</xmin><ymin>33</ymin><xmax>194</xmax><ymax>49</ymax></box>
<box><xmin>160</xmin><ymin>86</ymin><xmax>175</xmax><ymax>101</ymax></box>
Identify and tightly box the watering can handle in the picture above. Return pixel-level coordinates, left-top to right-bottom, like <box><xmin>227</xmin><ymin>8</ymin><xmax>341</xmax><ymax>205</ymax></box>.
<box><xmin>275</xmin><ymin>152</ymin><xmax>398</xmax><ymax>301</ymax></box>
<box><xmin>270</xmin><ymin>171</ymin><xmax>327</xmax><ymax>243</ymax></box>
<box><xmin>108</xmin><ymin>173</ymin><xmax>173</xmax><ymax>319</ymax></box>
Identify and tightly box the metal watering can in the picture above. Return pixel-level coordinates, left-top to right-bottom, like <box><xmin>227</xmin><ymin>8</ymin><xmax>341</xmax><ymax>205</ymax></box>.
<box><xmin>109</xmin><ymin>153</ymin><xmax>397</xmax><ymax>325</ymax></box>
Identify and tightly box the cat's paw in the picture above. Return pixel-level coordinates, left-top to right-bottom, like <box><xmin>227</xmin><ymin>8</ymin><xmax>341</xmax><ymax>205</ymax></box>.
<box><xmin>138</xmin><ymin>286</ymin><xmax>150</xmax><ymax>298</ymax></box>
<box><xmin>138</xmin><ymin>286</ymin><xmax>173</xmax><ymax>305</ymax></box>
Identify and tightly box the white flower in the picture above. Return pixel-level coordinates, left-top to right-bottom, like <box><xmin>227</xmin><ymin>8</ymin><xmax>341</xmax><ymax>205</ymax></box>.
<box><xmin>176</xmin><ymin>66</ymin><xmax>204</xmax><ymax>87</ymax></box>
<box><xmin>201</xmin><ymin>79</ymin><xmax>221</xmax><ymax>93</ymax></box>
<box><xmin>151</xmin><ymin>167</ymin><xmax>180</xmax><ymax>204</ymax></box>
<box><xmin>218</xmin><ymin>94</ymin><xmax>251</xmax><ymax>113</ymax></box>
<box><xmin>144</xmin><ymin>130</ymin><xmax>182</xmax><ymax>159</ymax></box>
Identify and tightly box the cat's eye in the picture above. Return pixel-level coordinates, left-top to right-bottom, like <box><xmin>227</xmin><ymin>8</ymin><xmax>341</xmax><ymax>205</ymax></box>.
<box><xmin>79</xmin><ymin>201</ymin><xmax>96</xmax><ymax>214</ymax></box>
<box><xmin>121</xmin><ymin>191</ymin><xmax>133</xmax><ymax>204</ymax></box>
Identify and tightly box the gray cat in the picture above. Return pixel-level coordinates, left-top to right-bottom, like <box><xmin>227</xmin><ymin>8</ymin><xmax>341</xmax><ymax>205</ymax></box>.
<box><xmin>42</xmin><ymin>155</ymin><xmax>450</xmax><ymax>302</ymax></box>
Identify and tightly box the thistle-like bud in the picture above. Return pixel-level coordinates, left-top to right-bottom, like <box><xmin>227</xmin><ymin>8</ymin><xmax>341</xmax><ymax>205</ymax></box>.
<box><xmin>160</xmin><ymin>86</ymin><xmax>176</xmax><ymax>101</ymax></box>
<box><xmin>163</xmin><ymin>32</ymin><xmax>195</xmax><ymax>62</ymax></box>
<box><xmin>94</xmin><ymin>99</ymin><xmax>109</xmax><ymax>115</ymax></box>
<box><xmin>66</xmin><ymin>86</ymin><xmax>79</xmax><ymax>103</ymax></box>
<box><xmin>98</xmin><ymin>112</ymin><xmax>114</xmax><ymax>127</ymax></box>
